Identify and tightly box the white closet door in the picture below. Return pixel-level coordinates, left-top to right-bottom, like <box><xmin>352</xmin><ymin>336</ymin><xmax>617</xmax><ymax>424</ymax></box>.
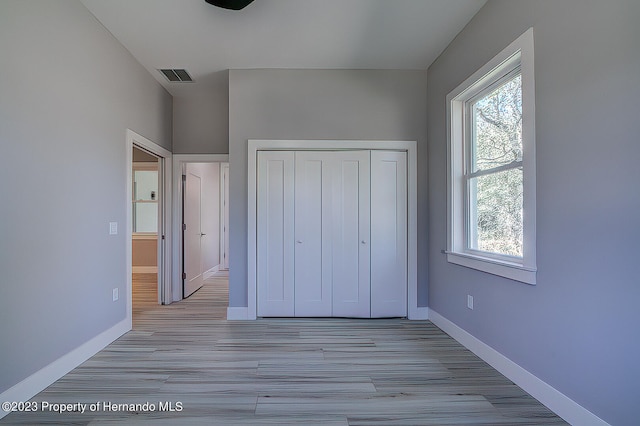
<box><xmin>331</xmin><ymin>151</ymin><xmax>371</xmax><ymax>318</ymax></box>
<box><xmin>371</xmin><ymin>151</ymin><xmax>407</xmax><ymax>317</ymax></box>
<box><xmin>257</xmin><ymin>151</ymin><xmax>295</xmax><ymax>317</ymax></box>
<box><xmin>294</xmin><ymin>152</ymin><xmax>333</xmax><ymax>316</ymax></box>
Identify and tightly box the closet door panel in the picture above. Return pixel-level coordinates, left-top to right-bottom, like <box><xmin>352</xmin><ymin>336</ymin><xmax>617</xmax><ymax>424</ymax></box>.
<box><xmin>257</xmin><ymin>151</ymin><xmax>295</xmax><ymax>317</ymax></box>
<box><xmin>294</xmin><ymin>152</ymin><xmax>333</xmax><ymax>316</ymax></box>
<box><xmin>332</xmin><ymin>151</ymin><xmax>371</xmax><ymax>318</ymax></box>
<box><xmin>371</xmin><ymin>151</ymin><xmax>407</xmax><ymax>317</ymax></box>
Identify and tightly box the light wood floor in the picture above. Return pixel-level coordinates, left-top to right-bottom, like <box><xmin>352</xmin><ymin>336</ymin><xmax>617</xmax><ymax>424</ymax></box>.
<box><xmin>132</xmin><ymin>273</ymin><xmax>160</xmax><ymax>320</ymax></box>
<box><xmin>2</xmin><ymin>274</ymin><xmax>566</xmax><ymax>425</ymax></box>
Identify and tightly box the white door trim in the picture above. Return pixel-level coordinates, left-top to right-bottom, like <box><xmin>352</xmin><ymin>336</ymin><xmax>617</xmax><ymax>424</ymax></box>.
<box><xmin>172</xmin><ymin>154</ymin><xmax>230</xmax><ymax>303</ymax></box>
<box><xmin>220</xmin><ymin>163</ymin><xmax>230</xmax><ymax>270</ymax></box>
<box><xmin>126</xmin><ymin>129</ymin><xmax>172</xmax><ymax>322</ymax></box>
<box><xmin>247</xmin><ymin>139</ymin><xmax>419</xmax><ymax>320</ymax></box>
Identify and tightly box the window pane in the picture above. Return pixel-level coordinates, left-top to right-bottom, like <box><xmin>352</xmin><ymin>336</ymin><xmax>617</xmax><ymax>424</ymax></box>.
<box><xmin>470</xmin><ymin>168</ymin><xmax>523</xmax><ymax>257</ymax></box>
<box><xmin>472</xmin><ymin>74</ymin><xmax>522</xmax><ymax>172</ymax></box>
<box><xmin>134</xmin><ymin>202</ymin><xmax>158</xmax><ymax>233</ymax></box>
<box><xmin>134</xmin><ymin>170</ymin><xmax>158</xmax><ymax>201</ymax></box>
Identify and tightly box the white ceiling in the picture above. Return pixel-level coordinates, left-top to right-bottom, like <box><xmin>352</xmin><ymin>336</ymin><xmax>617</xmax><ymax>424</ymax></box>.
<box><xmin>81</xmin><ymin>0</ymin><xmax>486</xmax><ymax>97</ymax></box>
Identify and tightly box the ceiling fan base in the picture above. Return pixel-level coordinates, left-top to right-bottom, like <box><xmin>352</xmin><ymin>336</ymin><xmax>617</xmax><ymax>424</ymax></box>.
<box><xmin>204</xmin><ymin>0</ymin><xmax>255</xmax><ymax>11</ymax></box>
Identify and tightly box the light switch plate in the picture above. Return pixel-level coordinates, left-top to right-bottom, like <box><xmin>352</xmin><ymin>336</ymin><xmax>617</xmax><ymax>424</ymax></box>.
<box><xmin>109</xmin><ymin>222</ymin><xmax>118</xmax><ymax>235</ymax></box>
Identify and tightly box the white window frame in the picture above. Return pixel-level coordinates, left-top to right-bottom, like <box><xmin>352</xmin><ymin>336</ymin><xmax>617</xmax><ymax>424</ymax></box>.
<box><xmin>446</xmin><ymin>28</ymin><xmax>536</xmax><ymax>284</ymax></box>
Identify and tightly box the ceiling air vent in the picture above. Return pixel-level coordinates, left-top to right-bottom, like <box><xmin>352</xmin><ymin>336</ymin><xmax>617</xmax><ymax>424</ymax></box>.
<box><xmin>159</xmin><ymin>69</ymin><xmax>193</xmax><ymax>82</ymax></box>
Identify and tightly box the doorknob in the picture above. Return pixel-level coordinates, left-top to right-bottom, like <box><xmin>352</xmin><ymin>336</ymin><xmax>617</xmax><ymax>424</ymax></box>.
<box><xmin>296</xmin><ymin>240</ymin><xmax>303</xmax><ymax>244</ymax></box>
<box><xmin>200</xmin><ymin>233</ymin><xmax>207</xmax><ymax>237</ymax></box>
<box><xmin>361</xmin><ymin>240</ymin><xmax>367</xmax><ymax>244</ymax></box>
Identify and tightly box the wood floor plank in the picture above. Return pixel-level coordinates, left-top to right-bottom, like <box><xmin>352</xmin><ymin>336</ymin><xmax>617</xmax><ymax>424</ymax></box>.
<box><xmin>1</xmin><ymin>272</ymin><xmax>566</xmax><ymax>425</ymax></box>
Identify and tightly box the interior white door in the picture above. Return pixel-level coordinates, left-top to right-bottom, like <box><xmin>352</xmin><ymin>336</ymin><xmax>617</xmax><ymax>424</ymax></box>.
<box><xmin>220</xmin><ymin>163</ymin><xmax>230</xmax><ymax>270</ymax></box>
<box><xmin>294</xmin><ymin>152</ymin><xmax>333</xmax><ymax>316</ymax></box>
<box><xmin>331</xmin><ymin>151</ymin><xmax>371</xmax><ymax>318</ymax></box>
<box><xmin>183</xmin><ymin>166</ymin><xmax>203</xmax><ymax>298</ymax></box>
<box><xmin>257</xmin><ymin>152</ymin><xmax>295</xmax><ymax>316</ymax></box>
<box><xmin>370</xmin><ymin>151</ymin><xmax>407</xmax><ymax>317</ymax></box>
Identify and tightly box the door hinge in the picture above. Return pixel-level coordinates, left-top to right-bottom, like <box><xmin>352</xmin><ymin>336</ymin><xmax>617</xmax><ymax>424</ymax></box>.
<box><xmin>182</xmin><ymin>272</ymin><xmax>187</xmax><ymax>280</ymax></box>
<box><xmin>183</xmin><ymin>223</ymin><xmax>187</xmax><ymax>231</ymax></box>
<box><xmin>182</xmin><ymin>174</ymin><xmax>186</xmax><ymax>182</ymax></box>
<box><xmin>161</xmin><ymin>235</ymin><xmax>165</xmax><ymax>240</ymax></box>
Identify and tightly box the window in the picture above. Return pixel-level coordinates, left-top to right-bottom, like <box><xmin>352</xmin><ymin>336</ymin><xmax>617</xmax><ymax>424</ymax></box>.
<box><xmin>446</xmin><ymin>28</ymin><xmax>536</xmax><ymax>284</ymax></box>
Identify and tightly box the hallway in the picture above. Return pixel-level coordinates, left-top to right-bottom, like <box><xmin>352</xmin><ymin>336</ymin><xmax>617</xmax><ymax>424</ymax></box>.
<box><xmin>132</xmin><ymin>271</ymin><xmax>229</xmax><ymax>326</ymax></box>
<box><xmin>2</xmin><ymin>273</ymin><xmax>564</xmax><ymax>425</ymax></box>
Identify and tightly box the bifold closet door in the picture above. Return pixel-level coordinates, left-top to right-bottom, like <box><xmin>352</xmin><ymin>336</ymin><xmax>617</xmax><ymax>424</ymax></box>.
<box><xmin>370</xmin><ymin>151</ymin><xmax>407</xmax><ymax>317</ymax></box>
<box><xmin>294</xmin><ymin>152</ymin><xmax>334</xmax><ymax>316</ymax></box>
<box><xmin>330</xmin><ymin>151</ymin><xmax>370</xmax><ymax>318</ymax></box>
<box><xmin>257</xmin><ymin>151</ymin><xmax>294</xmax><ymax>317</ymax></box>
<box><xmin>257</xmin><ymin>149</ymin><xmax>406</xmax><ymax>318</ymax></box>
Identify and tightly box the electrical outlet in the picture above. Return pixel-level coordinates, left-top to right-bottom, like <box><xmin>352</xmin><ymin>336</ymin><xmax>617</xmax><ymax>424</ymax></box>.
<box><xmin>467</xmin><ymin>295</ymin><xmax>474</xmax><ymax>310</ymax></box>
<box><xmin>109</xmin><ymin>222</ymin><xmax>118</xmax><ymax>235</ymax></box>
<box><xmin>112</xmin><ymin>288</ymin><xmax>119</xmax><ymax>301</ymax></box>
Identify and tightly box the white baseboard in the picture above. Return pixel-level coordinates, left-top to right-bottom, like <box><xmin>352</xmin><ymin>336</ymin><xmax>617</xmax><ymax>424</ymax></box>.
<box><xmin>428</xmin><ymin>309</ymin><xmax>610</xmax><ymax>426</ymax></box>
<box><xmin>132</xmin><ymin>266</ymin><xmax>157</xmax><ymax>273</ymax></box>
<box><xmin>203</xmin><ymin>265</ymin><xmax>220</xmax><ymax>280</ymax></box>
<box><xmin>226</xmin><ymin>307</ymin><xmax>249</xmax><ymax>320</ymax></box>
<box><xmin>0</xmin><ymin>318</ymin><xmax>129</xmax><ymax>420</ymax></box>
<box><xmin>410</xmin><ymin>306</ymin><xmax>429</xmax><ymax>320</ymax></box>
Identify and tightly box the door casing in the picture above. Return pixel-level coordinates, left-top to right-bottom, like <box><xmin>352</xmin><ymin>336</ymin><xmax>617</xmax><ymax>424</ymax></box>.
<box><xmin>220</xmin><ymin>163</ymin><xmax>230</xmax><ymax>270</ymax></box>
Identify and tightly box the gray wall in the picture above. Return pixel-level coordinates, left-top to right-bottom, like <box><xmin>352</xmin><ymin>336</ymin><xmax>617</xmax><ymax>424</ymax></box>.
<box><xmin>229</xmin><ymin>69</ymin><xmax>428</xmax><ymax>307</ymax></box>
<box><xmin>0</xmin><ymin>0</ymin><xmax>172</xmax><ymax>393</ymax></box>
<box><xmin>172</xmin><ymin>71</ymin><xmax>229</xmax><ymax>154</ymax></box>
<box><xmin>426</xmin><ymin>1</ymin><xmax>640</xmax><ymax>424</ymax></box>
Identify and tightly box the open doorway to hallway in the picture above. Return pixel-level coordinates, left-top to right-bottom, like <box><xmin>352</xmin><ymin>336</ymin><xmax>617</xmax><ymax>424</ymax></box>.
<box><xmin>182</xmin><ymin>161</ymin><xmax>229</xmax><ymax>300</ymax></box>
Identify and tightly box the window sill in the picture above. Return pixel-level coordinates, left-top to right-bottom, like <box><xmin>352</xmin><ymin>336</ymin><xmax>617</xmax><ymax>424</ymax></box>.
<box><xmin>446</xmin><ymin>251</ymin><xmax>536</xmax><ymax>285</ymax></box>
<box><xmin>132</xmin><ymin>233</ymin><xmax>158</xmax><ymax>240</ymax></box>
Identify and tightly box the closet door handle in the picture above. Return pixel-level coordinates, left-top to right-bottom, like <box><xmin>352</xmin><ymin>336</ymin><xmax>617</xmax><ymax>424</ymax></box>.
<box><xmin>296</xmin><ymin>240</ymin><xmax>303</xmax><ymax>244</ymax></box>
<box><xmin>361</xmin><ymin>240</ymin><xmax>367</xmax><ymax>244</ymax></box>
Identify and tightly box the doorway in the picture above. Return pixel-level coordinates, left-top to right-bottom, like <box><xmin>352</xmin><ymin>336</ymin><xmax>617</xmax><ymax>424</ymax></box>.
<box><xmin>126</xmin><ymin>130</ymin><xmax>172</xmax><ymax>328</ymax></box>
<box><xmin>172</xmin><ymin>155</ymin><xmax>229</xmax><ymax>305</ymax></box>
<box><xmin>132</xmin><ymin>147</ymin><xmax>160</xmax><ymax>316</ymax></box>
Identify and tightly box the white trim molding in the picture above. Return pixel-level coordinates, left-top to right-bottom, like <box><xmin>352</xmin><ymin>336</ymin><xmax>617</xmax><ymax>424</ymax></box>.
<box><xmin>226</xmin><ymin>307</ymin><xmax>249</xmax><ymax>320</ymax></box>
<box><xmin>446</xmin><ymin>28</ymin><xmax>536</xmax><ymax>285</ymax></box>
<box><xmin>247</xmin><ymin>139</ymin><xmax>419</xmax><ymax>320</ymax></box>
<box><xmin>428</xmin><ymin>310</ymin><xmax>610</xmax><ymax>426</ymax></box>
<box><xmin>0</xmin><ymin>319</ymin><xmax>129</xmax><ymax>420</ymax></box>
<box><xmin>414</xmin><ymin>307</ymin><xmax>429</xmax><ymax>320</ymax></box>
<box><xmin>203</xmin><ymin>265</ymin><xmax>220</xmax><ymax>280</ymax></box>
